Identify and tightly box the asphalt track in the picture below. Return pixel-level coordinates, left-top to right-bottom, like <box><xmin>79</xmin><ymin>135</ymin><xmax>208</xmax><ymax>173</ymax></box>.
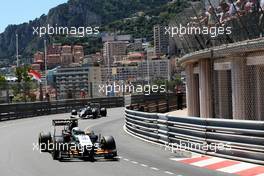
<box><xmin>0</xmin><ymin>107</ymin><xmax>233</xmax><ymax>176</ymax></box>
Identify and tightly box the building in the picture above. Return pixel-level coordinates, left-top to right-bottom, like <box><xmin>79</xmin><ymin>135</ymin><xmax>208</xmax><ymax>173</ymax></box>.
<box><xmin>34</xmin><ymin>51</ymin><xmax>44</xmax><ymax>63</ymax></box>
<box><xmin>153</xmin><ymin>25</ymin><xmax>169</xmax><ymax>56</ymax></box>
<box><xmin>137</xmin><ymin>59</ymin><xmax>169</xmax><ymax>81</ymax></box>
<box><xmin>88</xmin><ymin>67</ymin><xmax>103</xmax><ymax>97</ymax></box>
<box><xmin>54</xmin><ymin>66</ymin><xmax>89</xmax><ymax>99</ymax></box>
<box><xmin>73</xmin><ymin>45</ymin><xmax>84</xmax><ymax>63</ymax></box>
<box><xmin>115</xmin><ymin>52</ymin><xmax>146</xmax><ymax>65</ymax></box>
<box><xmin>102</xmin><ymin>34</ymin><xmax>132</xmax><ymax>42</ymax></box>
<box><xmin>47</xmin><ymin>44</ymin><xmax>62</xmax><ymax>68</ymax></box>
<box><xmin>103</xmin><ymin>41</ymin><xmax>128</xmax><ymax>65</ymax></box>
<box><xmin>100</xmin><ymin>59</ymin><xmax>169</xmax><ymax>83</ymax></box>
<box><xmin>60</xmin><ymin>45</ymin><xmax>73</xmax><ymax>66</ymax></box>
<box><xmin>101</xmin><ymin>66</ymin><xmax>138</xmax><ymax>83</ymax></box>
<box><xmin>127</xmin><ymin>38</ymin><xmax>143</xmax><ymax>51</ymax></box>
<box><xmin>82</xmin><ymin>53</ymin><xmax>103</xmax><ymax>66</ymax></box>
<box><xmin>32</xmin><ymin>51</ymin><xmax>44</xmax><ymax>70</ymax></box>
<box><xmin>54</xmin><ymin>66</ymin><xmax>102</xmax><ymax>99</ymax></box>
<box><xmin>43</xmin><ymin>44</ymin><xmax>84</xmax><ymax>68</ymax></box>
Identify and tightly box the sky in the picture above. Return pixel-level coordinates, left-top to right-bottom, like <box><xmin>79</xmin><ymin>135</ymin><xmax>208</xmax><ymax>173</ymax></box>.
<box><xmin>0</xmin><ymin>0</ymin><xmax>68</xmax><ymax>33</ymax></box>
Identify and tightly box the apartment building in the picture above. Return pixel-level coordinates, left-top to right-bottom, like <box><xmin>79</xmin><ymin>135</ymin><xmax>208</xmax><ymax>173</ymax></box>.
<box><xmin>153</xmin><ymin>25</ymin><xmax>169</xmax><ymax>56</ymax></box>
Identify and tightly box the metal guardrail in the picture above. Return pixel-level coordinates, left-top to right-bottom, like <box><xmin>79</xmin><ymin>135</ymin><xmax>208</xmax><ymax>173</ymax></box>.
<box><xmin>125</xmin><ymin>107</ymin><xmax>264</xmax><ymax>165</ymax></box>
<box><xmin>0</xmin><ymin>97</ymin><xmax>124</xmax><ymax>121</ymax></box>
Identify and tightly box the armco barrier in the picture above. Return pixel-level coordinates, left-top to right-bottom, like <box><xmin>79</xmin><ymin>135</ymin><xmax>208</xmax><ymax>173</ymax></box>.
<box><xmin>125</xmin><ymin>107</ymin><xmax>264</xmax><ymax>165</ymax></box>
<box><xmin>0</xmin><ymin>97</ymin><xmax>124</xmax><ymax>121</ymax></box>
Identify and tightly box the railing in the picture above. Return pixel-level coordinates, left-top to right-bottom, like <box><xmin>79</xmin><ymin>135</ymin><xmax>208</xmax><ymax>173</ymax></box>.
<box><xmin>125</xmin><ymin>107</ymin><xmax>264</xmax><ymax>165</ymax></box>
<box><xmin>0</xmin><ymin>97</ymin><xmax>124</xmax><ymax>121</ymax></box>
<box><xmin>129</xmin><ymin>93</ymin><xmax>186</xmax><ymax>113</ymax></box>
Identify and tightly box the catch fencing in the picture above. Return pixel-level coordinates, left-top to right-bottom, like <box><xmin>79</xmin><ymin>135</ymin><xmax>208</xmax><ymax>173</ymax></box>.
<box><xmin>129</xmin><ymin>93</ymin><xmax>186</xmax><ymax>113</ymax></box>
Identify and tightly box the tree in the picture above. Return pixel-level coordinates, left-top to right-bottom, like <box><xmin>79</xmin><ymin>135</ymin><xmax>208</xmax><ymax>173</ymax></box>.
<box><xmin>13</xmin><ymin>66</ymin><xmax>37</xmax><ymax>102</ymax></box>
<box><xmin>0</xmin><ymin>75</ymin><xmax>7</xmax><ymax>90</ymax></box>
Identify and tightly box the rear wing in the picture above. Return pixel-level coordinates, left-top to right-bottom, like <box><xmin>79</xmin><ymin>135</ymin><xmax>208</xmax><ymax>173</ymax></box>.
<box><xmin>52</xmin><ymin>119</ymin><xmax>78</xmax><ymax>126</ymax></box>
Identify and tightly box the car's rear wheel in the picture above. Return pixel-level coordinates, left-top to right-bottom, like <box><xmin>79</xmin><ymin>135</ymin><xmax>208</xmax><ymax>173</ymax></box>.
<box><xmin>100</xmin><ymin>108</ymin><xmax>107</xmax><ymax>117</ymax></box>
<box><xmin>38</xmin><ymin>132</ymin><xmax>52</xmax><ymax>152</ymax></box>
<box><xmin>101</xmin><ymin>136</ymin><xmax>116</xmax><ymax>150</ymax></box>
<box><xmin>101</xmin><ymin>136</ymin><xmax>117</xmax><ymax>159</ymax></box>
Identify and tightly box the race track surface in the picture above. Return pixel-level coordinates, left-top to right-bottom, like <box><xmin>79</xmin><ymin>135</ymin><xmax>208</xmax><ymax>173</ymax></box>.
<box><xmin>0</xmin><ymin>107</ymin><xmax>232</xmax><ymax>176</ymax></box>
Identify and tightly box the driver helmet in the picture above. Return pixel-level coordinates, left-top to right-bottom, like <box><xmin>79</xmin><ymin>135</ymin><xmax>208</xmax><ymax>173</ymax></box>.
<box><xmin>71</xmin><ymin>127</ymin><xmax>84</xmax><ymax>135</ymax></box>
<box><xmin>71</xmin><ymin>109</ymin><xmax>78</xmax><ymax>116</ymax></box>
<box><xmin>85</xmin><ymin>129</ymin><xmax>95</xmax><ymax>135</ymax></box>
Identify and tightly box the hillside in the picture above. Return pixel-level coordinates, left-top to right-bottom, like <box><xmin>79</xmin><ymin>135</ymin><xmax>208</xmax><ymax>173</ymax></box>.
<box><xmin>0</xmin><ymin>0</ymin><xmax>189</xmax><ymax>64</ymax></box>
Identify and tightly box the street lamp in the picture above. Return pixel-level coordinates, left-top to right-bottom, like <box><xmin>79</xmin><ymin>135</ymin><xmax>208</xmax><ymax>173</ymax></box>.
<box><xmin>16</xmin><ymin>34</ymin><xmax>19</xmax><ymax>67</ymax></box>
<box><xmin>44</xmin><ymin>39</ymin><xmax>48</xmax><ymax>93</ymax></box>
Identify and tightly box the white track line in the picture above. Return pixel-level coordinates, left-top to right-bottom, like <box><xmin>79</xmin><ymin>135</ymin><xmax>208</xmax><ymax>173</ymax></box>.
<box><xmin>191</xmin><ymin>157</ymin><xmax>225</xmax><ymax>167</ymax></box>
<box><xmin>169</xmin><ymin>155</ymin><xmax>201</xmax><ymax>161</ymax></box>
<box><xmin>140</xmin><ymin>164</ymin><xmax>148</xmax><ymax>167</ymax></box>
<box><xmin>123</xmin><ymin>158</ymin><xmax>130</xmax><ymax>161</ymax></box>
<box><xmin>217</xmin><ymin>162</ymin><xmax>257</xmax><ymax>173</ymax></box>
<box><xmin>0</xmin><ymin>125</ymin><xmax>7</xmax><ymax>129</ymax></box>
<box><xmin>256</xmin><ymin>174</ymin><xmax>264</xmax><ymax>176</ymax></box>
<box><xmin>164</xmin><ymin>171</ymin><xmax>174</xmax><ymax>175</ymax></box>
<box><xmin>150</xmin><ymin>167</ymin><xmax>159</xmax><ymax>171</ymax></box>
<box><xmin>131</xmin><ymin>161</ymin><xmax>138</xmax><ymax>164</ymax></box>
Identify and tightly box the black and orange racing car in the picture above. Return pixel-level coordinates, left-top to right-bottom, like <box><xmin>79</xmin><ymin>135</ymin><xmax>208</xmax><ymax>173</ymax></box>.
<box><xmin>38</xmin><ymin>119</ymin><xmax>117</xmax><ymax>161</ymax></box>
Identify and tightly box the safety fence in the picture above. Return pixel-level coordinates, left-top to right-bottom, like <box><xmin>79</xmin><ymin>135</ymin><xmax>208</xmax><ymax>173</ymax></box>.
<box><xmin>0</xmin><ymin>97</ymin><xmax>124</xmax><ymax>121</ymax></box>
<box><xmin>125</xmin><ymin>107</ymin><xmax>264</xmax><ymax>165</ymax></box>
<box><xmin>129</xmin><ymin>93</ymin><xmax>186</xmax><ymax>113</ymax></box>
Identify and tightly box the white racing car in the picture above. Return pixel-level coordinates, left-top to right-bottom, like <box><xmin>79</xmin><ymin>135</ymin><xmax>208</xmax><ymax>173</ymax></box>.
<box><xmin>38</xmin><ymin>119</ymin><xmax>117</xmax><ymax>161</ymax></box>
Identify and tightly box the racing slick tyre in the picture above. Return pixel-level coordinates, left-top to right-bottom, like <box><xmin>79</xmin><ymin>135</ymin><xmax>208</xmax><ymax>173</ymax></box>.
<box><xmin>52</xmin><ymin>137</ymin><xmax>63</xmax><ymax>160</ymax></box>
<box><xmin>101</xmin><ymin>136</ymin><xmax>117</xmax><ymax>159</ymax></box>
<box><xmin>38</xmin><ymin>132</ymin><xmax>52</xmax><ymax>152</ymax></box>
<box><xmin>100</xmin><ymin>108</ymin><xmax>107</xmax><ymax>117</ymax></box>
<box><xmin>101</xmin><ymin>136</ymin><xmax>116</xmax><ymax>150</ymax></box>
<box><xmin>83</xmin><ymin>147</ymin><xmax>95</xmax><ymax>162</ymax></box>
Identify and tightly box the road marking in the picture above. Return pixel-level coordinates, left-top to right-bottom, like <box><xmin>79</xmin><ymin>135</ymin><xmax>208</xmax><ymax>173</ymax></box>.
<box><xmin>173</xmin><ymin>155</ymin><xmax>264</xmax><ymax>175</ymax></box>
<box><xmin>131</xmin><ymin>161</ymin><xmax>138</xmax><ymax>164</ymax></box>
<box><xmin>217</xmin><ymin>162</ymin><xmax>257</xmax><ymax>173</ymax></box>
<box><xmin>0</xmin><ymin>125</ymin><xmax>7</xmax><ymax>129</ymax></box>
<box><xmin>150</xmin><ymin>167</ymin><xmax>159</xmax><ymax>171</ymax></box>
<box><xmin>164</xmin><ymin>171</ymin><xmax>174</xmax><ymax>175</ymax></box>
<box><xmin>169</xmin><ymin>155</ymin><xmax>201</xmax><ymax>161</ymax></box>
<box><xmin>122</xmin><ymin>156</ymin><xmax>176</xmax><ymax>175</ymax></box>
<box><xmin>140</xmin><ymin>164</ymin><xmax>148</xmax><ymax>167</ymax></box>
<box><xmin>191</xmin><ymin>157</ymin><xmax>225</xmax><ymax>167</ymax></box>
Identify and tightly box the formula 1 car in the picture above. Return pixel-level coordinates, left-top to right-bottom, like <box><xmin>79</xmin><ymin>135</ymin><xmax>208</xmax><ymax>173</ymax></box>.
<box><xmin>38</xmin><ymin>119</ymin><xmax>117</xmax><ymax>161</ymax></box>
<box><xmin>79</xmin><ymin>103</ymin><xmax>107</xmax><ymax>119</ymax></box>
